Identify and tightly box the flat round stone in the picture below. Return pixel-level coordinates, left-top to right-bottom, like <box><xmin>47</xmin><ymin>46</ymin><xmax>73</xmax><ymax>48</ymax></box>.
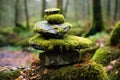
<box><xmin>44</xmin><ymin>8</ymin><xmax>60</xmax><ymax>15</ymax></box>
<box><xmin>29</xmin><ymin>34</ymin><xmax>92</xmax><ymax>51</ymax></box>
<box><xmin>33</xmin><ymin>21</ymin><xmax>72</xmax><ymax>38</ymax></box>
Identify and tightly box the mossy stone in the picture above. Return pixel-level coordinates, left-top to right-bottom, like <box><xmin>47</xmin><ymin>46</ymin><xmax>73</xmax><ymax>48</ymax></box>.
<box><xmin>33</xmin><ymin>21</ymin><xmax>72</xmax><ymax>38</ymax></box>
<box><xmin>44</xmin><ymin>14</ymin><xmax>65</xmax><ymax>24</ymax></box>
<box><xmin>29</xmin><ymin>34</ymin><xmax>92</xmax><ymax>51</ymax></box>
<box><xmin>91</xmin><ymin>46</ymin><xmax>120</xmax><ymax>66</ymax></box>
<box><xmin>44</xmin><ymin>8</ymin><xmax>60</xmax><ymax>15</ymax></box>
<box><xmin>38</xmin><ymin>62</ymin><xmax>108</xmax><ymax>80</ymax></box>
<box><xmin>39</xmin><ymin>50</ymin><xmax>80</xmax><ymax>66</ymax></box>
<box><xmin>110</xmin><ymin>21</ymin><xmax>120</xmax><ymax>46</ymax></box>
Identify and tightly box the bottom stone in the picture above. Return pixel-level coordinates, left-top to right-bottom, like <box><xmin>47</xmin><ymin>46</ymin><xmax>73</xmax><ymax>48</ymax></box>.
<box><xmin>38</xmin><ymin>62</ymin><xmax>108</xmax><ymax>80</ymax></box>
<box><xmin>39</xmin><ymin>51</ymin><xmax>80</xmax><ymax>66</ymax></box>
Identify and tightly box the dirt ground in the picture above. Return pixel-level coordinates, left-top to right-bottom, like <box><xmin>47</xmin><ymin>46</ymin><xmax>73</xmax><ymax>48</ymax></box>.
<box><xmin>0</xmin><ymin>49</ymin><xmax>38</xmax><ymax>67</ymax></box>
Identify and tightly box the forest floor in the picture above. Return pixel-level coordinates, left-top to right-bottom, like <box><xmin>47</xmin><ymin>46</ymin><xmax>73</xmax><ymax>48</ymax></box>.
<box><xmin>0</xmin><ymin>48</ymin><xmax>38</xmax><ymax>67</ymax></box>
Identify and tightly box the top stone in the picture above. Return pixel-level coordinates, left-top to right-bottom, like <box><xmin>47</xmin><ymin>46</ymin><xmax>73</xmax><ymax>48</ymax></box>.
<box><xmin>44</xmin><ymin>8</ymin><xmax>65</xmax><ymax>24</ymax></box>
<box><xmin>44</xmin><ymin>8</ymin><xmax>60</xmax><ymax>15</ymax></box>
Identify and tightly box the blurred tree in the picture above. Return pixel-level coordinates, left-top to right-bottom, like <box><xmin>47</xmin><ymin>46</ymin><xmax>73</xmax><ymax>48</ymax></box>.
<box><xmin>63</xmin><ymin>0</ymin><xmax>69</xmax><ymax>17</ymax></box>
<box><xmin>107</xmin><ymin>0</ymin><xmax>111</xmax><ymax>20</ymax></box>
<box><xmin>24</xmin><ymin>0</ymin><xmax>30</xmax><ymax>29</ymax></box>
<box><xmin>84</xmin><ymin>0</ymin><xmax>104</xmax><ymax>37</ymax></box>
<box><xmin>57</xmin><ymin>0</ymin><xmax>63</xmax><ymax>13</ymax></box>
<box><xmin>114</xmin><ymin>0</ymin><xmax>119</xmax><ymax>21</ymax></box>
<box><xmin>15</xmin><ymin>0</ymin><xmax>25</xmax><ymax>28</ymax></box>
<box><xmin>41</xmin><ymin>0</ymin><xmax>46</xmax><ymax>19</ymax></box>
<box><xmin>74</xmin><ymin>0</ymin><xmax>79</xmax><ymax>21</ymax></box>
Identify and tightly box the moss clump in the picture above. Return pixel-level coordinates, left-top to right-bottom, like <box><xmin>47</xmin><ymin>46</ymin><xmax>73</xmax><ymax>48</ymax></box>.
<box><xmin>44</xmin><ymin>8</ymin><xmax>60</xmax><ymax>15</ymax></box>
<box><xmin>29</xmin><ymin>34</ymin><xmax>92</xmax><ymax>51</ymax></box>
<box><xmin>91</xmin><ymin>46</ymin><xmax>120</xmax><ymax>66</ymax></box>
<box><xmin>44</xmin><ymin>14</ymin><xmax>65</xmax><ymax>24</ymax></box>
<box><xmin>110</xmin><ymin>21</ymin><xmax>120</xmax><ymax>46</ymax></box>
<box><xmin>78</xmin><ymin>62</ymin><xmax>108</xmax><ymax>80</ymax></box>
<box><xmin>0</xmin><ymin>69</ymin><xmax>20</xmax><ymax>80</ymax></box>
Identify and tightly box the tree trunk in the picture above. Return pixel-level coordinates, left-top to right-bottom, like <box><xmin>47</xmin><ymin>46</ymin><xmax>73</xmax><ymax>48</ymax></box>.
<box><xmin>57</xmin><ymin>0</ymin><xmax>63</xmax><ymax>13</ymax></box>
<box><xmin>24</xmin><ymin>0</ymin><xmax>30</xmax><ymax>29</ymax></box>
<box><xmin>114</xmin><ymin>0</ymin><xmax>119</xmax><ymax>21</ymax></box>
<box><xmin>84</xmin><ymin>0</ymin><xmax>104</xmax><ymax>37</ymax></box>
<box><xmin>63</xmin><ymin>0</ymin><xmax>69</xmax><ymax>17</ymax></box>
<box><xmin>74</xmin><ymin>0</ymin><xmax>79</xmax><ymax>21</ymax></box>
<box><xmin>15</xmin><ymin>0</ymin><xmax>19</xmax><ymax>27</ymax></box>
<box><xmin>107</xmin><ymin>0</ymin><xmax>111</xmax><ymax>20</ymax></box>
<box><xmin>41</xmin><ymin>0</ymin><xmax>46</xmax><ymax>19</ymax></box>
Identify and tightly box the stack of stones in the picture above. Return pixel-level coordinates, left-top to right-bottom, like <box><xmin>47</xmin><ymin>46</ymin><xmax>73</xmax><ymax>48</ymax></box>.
<box><xmin>29</xmin><ymin>8</ymin><xmax>92</xmax><ymax>66</ymax></box>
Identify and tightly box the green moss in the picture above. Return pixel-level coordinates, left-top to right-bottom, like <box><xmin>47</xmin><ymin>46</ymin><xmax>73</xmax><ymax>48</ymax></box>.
<box><xmin>44</xmin><ymin>8</ymin><xmax>60</xmax><ymax>15</ymax></box>
<box><xmin>45</xmin><ymin>14</ymin><xmax>65</xmax><ymax>24</ymax></box>
<box><xmin>91</xmin><ymin>46</ymin><xmax>120</xmax><ymax>66</ymax></box>
<box><xmin>108</xmin><ymin>58</ymin><xmax>120</xmax><ymax>80</ymax></box>
<box><xmin>37</xmin><ymin>62</ymin><xmax>108</xmax><ymax>80</ymax></box>
<box><xmin>29</xmin><ymin>34</ymin><xmax>92</xmax><ymax>51</ymax></box>
<box><xmin>78</xmin><ymin>62</ymin><xmax>108</xmax><ymax>80</ymax></box>
<box><xmin>110</xmin><ymin>21</ymin><xmax>120</xmax><ymax>46</ymax></box>
<box><xmin>0</xmin><ymin>69</ymin><xmax>20</xmax><ymax>80</ymax></box>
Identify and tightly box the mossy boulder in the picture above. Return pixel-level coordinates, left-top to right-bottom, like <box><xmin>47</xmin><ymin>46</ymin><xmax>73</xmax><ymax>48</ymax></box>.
<box><xmin>91</xmin><ymin>46</ymin><xmax>120</xmax><ymax>66</ymax></box>
<box><xmin>33</xmin><ymin>21</ymin><xmax>72</xmax><ymax>38</ymax></box>
<box><xmin>44</xmin><ymin>14</ymin><xmax>65</xmax><ymax>24</ymax></box>
<box><xmin>29</xmin><ymin>62</ymin><xmax>108</xmax><ymax>80</ymax></box>
<box><xmin>29</xmin><ymin>34</ymin><xmax>92</xmax><ymax>51</ymax></box>
<box><xmin>110</xmin><ymin>21</ymin><xmax>120</xmax><ymax>46</ymax></box>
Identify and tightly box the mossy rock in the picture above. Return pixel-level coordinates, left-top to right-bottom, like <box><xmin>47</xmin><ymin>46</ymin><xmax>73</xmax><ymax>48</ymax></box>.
<box><xmin>29</xmin><ymin>34</ymin><xmax>92</xmax><ymax>51</ymax></box>
<box><xmin>37</xmin><ymin>62</ymin><xmax>108</xmax><ymax>80</ymax></box>
<box><xmin>44</xmin><ymin>14</ymin><xmax>65</xmax><ymax>24</ymax></box>
<box><xmin>91</xmin><ymin>46</ymin><xmax>120</xmax><ymax>66</ymax></box>
<box><xmin>44</xmin><ymin>8</ymin><xmax>60</xmax><ymax>15</ymax></box>
<box><xmin>33</xmin><ymin>21</ymin><xmax>72</xmax><ymax>38</ymax></box>
<box><xmin>110</xmin><ymin>21</ymin><xmax>120</xmax><ymax>46</ymax></box>
<box><xmin>39</xmin><ymin>50</ymin><xmax>80</xmax><ymax>66</ymax></box>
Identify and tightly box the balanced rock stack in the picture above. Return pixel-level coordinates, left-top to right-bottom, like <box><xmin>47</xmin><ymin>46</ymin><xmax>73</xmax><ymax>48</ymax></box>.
<box><xmin>29</xmin><ymin>8</ymin><xmax>92</xmax><ymax>66</ymax></box>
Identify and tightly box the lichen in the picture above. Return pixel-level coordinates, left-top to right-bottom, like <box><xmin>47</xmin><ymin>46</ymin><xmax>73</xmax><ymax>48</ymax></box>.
<box><xmin>44</xmin><ymin>14</ymin><xmax>65</xmax><ymax>24</ymax></box>
<box><xmin>91</xmin><ymin>46</ymin><xmax>120</xmax><ymax>66</ymax></box>
<box><xmin>110</xmin><ymin>21</ymin><xmax>120</xmax><ymax>46</ymax></box>
<box><xmin>29</xmin><ymin>34</ymin><xmax>92</xmax><ymax>51</ymax></box>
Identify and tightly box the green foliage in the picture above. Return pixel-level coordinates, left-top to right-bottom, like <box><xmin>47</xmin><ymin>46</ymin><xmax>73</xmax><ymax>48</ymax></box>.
<box><xmin>110</xmin><ymin>21</ymin><xmax>120</xmax><ymax>46</ymax></box>
<box><xmin>91</xmin><ymin>46</ymin><xmax>120</xmax><ymax>66</ymax></box>
<box><xmin>44</xmin><ymin>14</ymin><xmax>65</xmax><ymax>24</ymax></box>
<box><xmin>29</xmin><ymin>34</ymin><xmax>92</xmax><ymax>51</ymax></box>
